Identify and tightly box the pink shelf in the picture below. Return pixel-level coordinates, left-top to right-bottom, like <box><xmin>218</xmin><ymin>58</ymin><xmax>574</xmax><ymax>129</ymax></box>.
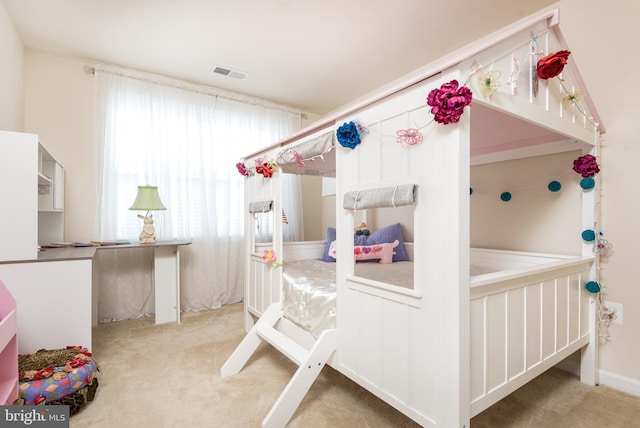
<box><xmin>0</xmin><ymin>280</ymin><xmax>18</xmax><ymax>405</ymax></box>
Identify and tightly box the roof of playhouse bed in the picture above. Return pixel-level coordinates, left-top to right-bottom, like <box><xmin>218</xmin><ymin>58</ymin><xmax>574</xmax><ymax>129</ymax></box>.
<box><xmin>242</xmin><ymin>8</ymin><xmax>602</xmax><ymax>176</ymax></box>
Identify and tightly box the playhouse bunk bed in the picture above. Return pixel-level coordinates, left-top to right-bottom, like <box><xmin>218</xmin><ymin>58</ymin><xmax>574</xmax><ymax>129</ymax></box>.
<box><xmin>222</xmin><ymin>9</ymin><xmax>603</xmax><ymax>428</ymax></box>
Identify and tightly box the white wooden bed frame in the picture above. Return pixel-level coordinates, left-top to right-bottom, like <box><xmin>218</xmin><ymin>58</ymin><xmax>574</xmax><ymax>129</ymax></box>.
<box><xmin>222</xmin><ymin>9</ymin><xmax>603</xmax><ymax>428</ymax></box>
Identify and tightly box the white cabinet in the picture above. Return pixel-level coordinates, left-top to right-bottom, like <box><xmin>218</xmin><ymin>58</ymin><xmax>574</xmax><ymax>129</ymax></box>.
<box><xmin>0</xmin><ymin>259</ymin><xmax>92</xmax><ymax>354</ymax></box>
<box><xmin>0</xmin><ymin>130</ymin><xmax>64</xmax><ymax>261</ymax></box>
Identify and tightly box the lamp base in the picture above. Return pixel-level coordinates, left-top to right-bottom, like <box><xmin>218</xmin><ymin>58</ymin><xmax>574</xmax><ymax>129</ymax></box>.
<box><xmin>138</xmin><ymin>213</ymin><xmax>156</xmax><ymax>244</ymax></box>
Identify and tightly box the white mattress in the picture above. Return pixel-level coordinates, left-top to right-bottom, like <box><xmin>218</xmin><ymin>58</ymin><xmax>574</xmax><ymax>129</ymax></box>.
<box><xmin>281</xmin><ymin>259</ymin><xmax>338</xmax><ymax>338</ymax></box>
<box><xmin>281</xmin><ymin>259</ymin><xmax>495</xmax><ymax>337</ymax></box>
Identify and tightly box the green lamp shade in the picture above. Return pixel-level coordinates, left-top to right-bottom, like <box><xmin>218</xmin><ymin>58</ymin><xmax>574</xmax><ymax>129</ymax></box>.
<box><xmin>129</xmin><ymin>185</ymin><xmax>167</xmax><ymax>211</ymax></box>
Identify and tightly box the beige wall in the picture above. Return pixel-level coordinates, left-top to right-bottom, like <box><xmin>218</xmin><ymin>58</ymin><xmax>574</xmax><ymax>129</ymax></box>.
<box><xmin>559</xmin><ymin>0</ymin><xmax>640</xmax><ymax>383</ymax></box>
<box><xmin>24</xmin><ymin>51</ymin><xmax>97</xmax><ymax>242</ymax></box>
<box><xmin>469</xmin><ymin>151</ymin><xmax>583</xmax><ymax>255</ymax></box>
<box><xmin>2</xmin><ymin>1</ymin><xmax>639</xmax><ymax>386</ymax></box>
<box><xmin>0</xmin><ymin>1</ymin><xmax>24</xmax><ymax>131</ymax></box>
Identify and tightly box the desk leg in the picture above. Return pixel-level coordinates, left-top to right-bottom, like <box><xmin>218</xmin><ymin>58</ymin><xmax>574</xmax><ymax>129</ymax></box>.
<box><xmin>154</xmin><ymin>245</ymin><xmax>181</xmax><ymax>324</ymax></box>
<box><xmin>92</xmin><ymin>256</ymin><xmax>99</xmax><ymax>326</ymax></box>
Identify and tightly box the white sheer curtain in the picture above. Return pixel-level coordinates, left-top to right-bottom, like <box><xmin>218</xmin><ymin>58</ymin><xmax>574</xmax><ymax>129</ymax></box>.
<box><xmin>282</xmin><ymin>173</ymin><xmax>304</xmax><ymax>242</ymax></box>
<box><xmin>94</xmin><ymin>66</ymin><xmax>301</xmax><ymax>320</ymax></box>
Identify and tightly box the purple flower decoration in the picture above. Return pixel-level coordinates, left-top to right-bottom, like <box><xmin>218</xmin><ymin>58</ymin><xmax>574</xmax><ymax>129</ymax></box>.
<box><xmin>427</xmin><ymin>80</ymin><xmax>473</xmax><ymax>124</ymax></box>
<box><xmin>572</xmin><ymin>154</ymin><xmax>600</xmax><ymax>178</ymax></box>
<box><xmin>336</xmin><ymin>121</ymin><xmax>362</xmax><ymax>149</ymax></box>
<box><xmin>236</xmin><ymin>162</ymin><xmax>248</xmax><ymax>177</ymax></box>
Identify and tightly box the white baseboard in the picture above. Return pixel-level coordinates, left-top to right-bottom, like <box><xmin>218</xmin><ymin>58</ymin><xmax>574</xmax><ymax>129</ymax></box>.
<box><xmin>599</xmin><ymin>370</ymin><xmax>640</xmax><ymax>397</ymax></box>
<box><xmin>555</xmin><ymin>360</ymin><xmax>640</xmax><ymax>397</ymax></box>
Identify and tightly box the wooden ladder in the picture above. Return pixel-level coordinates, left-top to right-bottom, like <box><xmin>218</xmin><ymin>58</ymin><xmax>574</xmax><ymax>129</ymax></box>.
<box><xmin>221</xmin><ymin>303</ymin><xmax>337</xmax><ymax>428</ymax></box>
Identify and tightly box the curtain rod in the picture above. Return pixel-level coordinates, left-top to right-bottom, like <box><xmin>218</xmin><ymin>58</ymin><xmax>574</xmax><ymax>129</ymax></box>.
<box><xmin>84</xmin><ymin>64</ymin><xmax>306</xmax><ymax>119</ymax></box>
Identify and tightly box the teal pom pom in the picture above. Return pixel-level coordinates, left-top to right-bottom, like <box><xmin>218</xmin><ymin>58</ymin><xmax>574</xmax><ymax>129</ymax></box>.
<box><xmin>470</xmin><ymin>187</ymin><xmax>473</xmax><ymax>195</ymax></box>
<box><xmin>548</xmin><ymin>181</ymin><xmax>561</xmax><ymax>192</ymax></box>
<box><xmin>581</xmin><ymin>229</ymin><xmax>596</xmax><ymax>241</ymax></box>
<box><xmin>585</xmin><ymin>280</ymin><xmax>601</xmax><ymax>293</ymax></box>
<box><xmin>580</xmin><ymin>177</ymin><xmax>595</xmax><ymax>190</ymax></box>
<box><xmin>500</xmin><ymin>192</ymin><xmax>511</xmax><ymax>202</ymax></box>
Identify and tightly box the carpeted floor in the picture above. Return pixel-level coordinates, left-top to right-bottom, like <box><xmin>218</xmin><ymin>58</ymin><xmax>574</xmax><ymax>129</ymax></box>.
<box><xmin>69</xmin><ymin>302</ymin><xmax>640</xmax><ymax>427</ymax></box>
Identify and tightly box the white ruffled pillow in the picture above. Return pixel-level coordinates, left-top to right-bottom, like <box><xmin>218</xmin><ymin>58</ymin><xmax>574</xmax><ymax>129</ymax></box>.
<box><xmin>328</xmin><ymin>240</ymin><xmax>399</xmax><ymax>264</ymax></box>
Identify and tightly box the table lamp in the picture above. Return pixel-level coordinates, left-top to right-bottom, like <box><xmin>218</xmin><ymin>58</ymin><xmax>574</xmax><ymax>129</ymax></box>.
<box><xmin>129</xmin><ymin>185</ymin><xmax>166</xmax><ymax>243</ymax></box>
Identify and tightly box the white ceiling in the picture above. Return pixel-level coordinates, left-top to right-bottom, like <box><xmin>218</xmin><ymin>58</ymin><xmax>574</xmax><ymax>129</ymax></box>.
<box><xmin>4</xmin><ymin>0</ymin><xmax>557</xmax><ymax>116</ymax></box>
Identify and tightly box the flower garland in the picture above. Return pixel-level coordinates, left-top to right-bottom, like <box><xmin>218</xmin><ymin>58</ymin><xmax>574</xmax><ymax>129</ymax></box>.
<box><xmin>235</xmin><ymin>38</ymin><xmax>596</xmax><ymax>185</ymax></box>
<box><xmin>333</xmin><ymin>79</ymin><xmax>472</xmax><ymax>152</ymax></box>
<box><xmin>236</xmin><ymin>158</ymin><xmax>281</xmax><ymax>179</ymax></box>
<box><xmin>464</xmin><ymin>32</ymin><xmax>598</xmax><ymax>132</ymax></box>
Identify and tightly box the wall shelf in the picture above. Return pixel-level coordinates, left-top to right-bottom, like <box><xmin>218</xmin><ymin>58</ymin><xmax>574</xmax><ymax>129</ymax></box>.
<box><xmin>0</xmin><ymin>130</ymin><xmax>65</xmax><ymax>261</ymax></box>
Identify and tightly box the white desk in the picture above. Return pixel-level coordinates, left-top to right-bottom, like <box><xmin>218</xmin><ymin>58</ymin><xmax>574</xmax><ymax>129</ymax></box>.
<box><xmin>94</xmin><ymin>240</ymin><xmax>191</xmax><ymax>324</ymax></box>
<box><xmin>0</xmin><ymin>240</ymin><xmax>190</xmax><ymax>354</ymax></box>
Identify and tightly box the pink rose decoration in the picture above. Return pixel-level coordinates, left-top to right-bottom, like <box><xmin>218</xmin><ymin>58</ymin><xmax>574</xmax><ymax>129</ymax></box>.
<box><xmin>236</xmin><ymin>162</ymin><xmax>248</xmax><ymax>176</ymax></box>
<box><xmin>427</xmin><ymin>80</ymin><xmax>473</xmax><ymax>124</ymax></box>
<box><xmin>572</xmin><ymin>154</ymin><xmax>599</xmax><ymax>178</ymax></box>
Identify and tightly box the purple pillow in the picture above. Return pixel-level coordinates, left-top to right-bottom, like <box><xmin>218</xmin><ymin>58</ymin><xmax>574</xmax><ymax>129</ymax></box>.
<box><xmin>321</xmin><ymin>227</ymin><xmax>337</xmax><ymax>262</ymax></box>
<box><xmin>322</xmin><ymin>223</ymin><xmax>409</xmax><ymax>262</ymax></box>
<box><xmin>353</xmin><ymin>223</ymin><xmax>409</xmax><ymax>262</ymax></box>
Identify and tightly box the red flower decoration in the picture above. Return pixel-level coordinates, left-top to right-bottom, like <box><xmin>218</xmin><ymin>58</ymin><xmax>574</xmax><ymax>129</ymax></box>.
<box><xmin>427</xmin><ymin>80</ymin><xmax>473</xmax><ymax>124</ymax></box>
<box><xmin>572</xmin><ymin>154</ymin><xmax>599</xmax><ymax>178</ymax></box>
<box><xmin>256</xmin><ymin>163</ymin><xmax>273</xmax><ymax>178</ymax></box>
<box><xmin>34</xmin><ymin>396</ymin><xmax>46</xmax><ymax>405</ymax></box>
<box><xmin>537</xmin><ymin>50</ymin><xmax>571</xmax><ymax>79</ymax></box>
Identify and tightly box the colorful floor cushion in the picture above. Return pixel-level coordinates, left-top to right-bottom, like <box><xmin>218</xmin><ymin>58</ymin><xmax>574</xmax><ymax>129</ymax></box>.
<box><xmin>17</xmin><ymin>346</ymin><xmax>99</xmax><ymax>411</ymax></box>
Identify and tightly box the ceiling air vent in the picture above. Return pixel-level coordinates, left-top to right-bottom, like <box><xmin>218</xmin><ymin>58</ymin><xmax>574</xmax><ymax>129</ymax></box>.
<box><xmin>212</xmin><ymin>66</ymin><xmax>248</xmax><ymax>80</ymax></box>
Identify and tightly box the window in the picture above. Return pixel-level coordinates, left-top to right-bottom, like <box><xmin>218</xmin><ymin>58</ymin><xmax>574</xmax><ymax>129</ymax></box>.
<box><xmin>94</xmin><ymin>67</ymin><xmax>301</xmax><ymax>315</ymax></box>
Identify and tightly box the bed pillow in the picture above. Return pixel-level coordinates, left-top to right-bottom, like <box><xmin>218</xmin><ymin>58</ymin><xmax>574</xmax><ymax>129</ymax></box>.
<box><xmin>321</xmin><ymin>227</ymin><xmax>337</xmax><ymax>262</ymax></box>
<box><xmin>353</xmin><ymin>223</ymin><xmax>409</xmax><ymax>262</ymax></box>
<box><xmin>329</xmin><ymin>240</ymin><xmax>399</xmax><ymax>264</ymax></box>
<box><xmin>322</xmin><ymin>223</ymin><xmax>409</xmax><ymax>262</ymax></box>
